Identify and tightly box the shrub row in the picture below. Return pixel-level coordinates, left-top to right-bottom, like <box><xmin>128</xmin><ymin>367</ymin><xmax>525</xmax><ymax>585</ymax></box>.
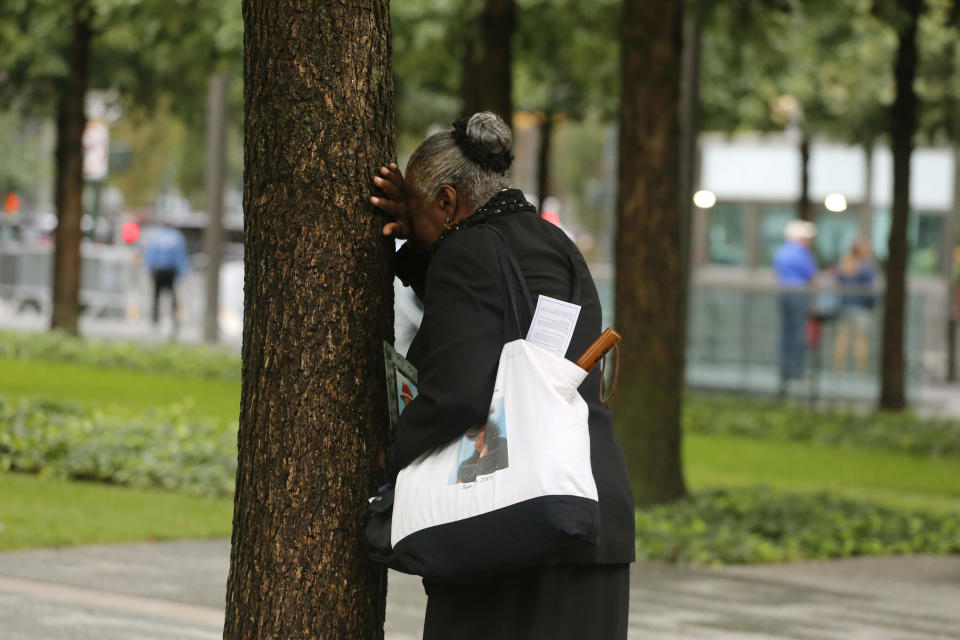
<box><xmin>0</xmin><ymin>395</ymin><xmax>236</xmax><ymax>496</ymax></box>
<box><xmin>636</xmin><ymin>487</ymin><xmax>960</xmax><ymax>565</ymax></box>
<box><xmin>0</xmin><ymin>330</ymin><xmax>240</xmax><ymax>380</ymax></box>
<box><xmin>684</xmin><ymin>395</ymin><xmax>960</xmax><ymax>458</ymax></box>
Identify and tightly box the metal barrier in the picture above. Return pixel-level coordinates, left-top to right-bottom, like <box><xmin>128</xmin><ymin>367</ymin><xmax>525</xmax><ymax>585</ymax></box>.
<box><xmin>591</xmin><ymin>270</ymin><xmax>936</xmax><ymax>403</ymax></box>
<box><xmin>0</xmin><ymin>242</ymin><xmax>140</xmax><ymax>317</ymax></box>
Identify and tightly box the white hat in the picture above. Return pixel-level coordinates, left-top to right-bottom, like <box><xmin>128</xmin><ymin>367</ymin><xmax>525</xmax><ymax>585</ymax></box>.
<box><xmin>785</xmin><ymin>220</ymin><xmax>816</xmax><ymax>241</ymax></box>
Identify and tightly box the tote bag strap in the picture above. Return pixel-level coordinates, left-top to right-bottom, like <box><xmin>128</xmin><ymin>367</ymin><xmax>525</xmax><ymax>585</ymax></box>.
<box><xmin>480</xmin><ymin>224</ymin><xmax>582</xmax><ymax>343</ymax></box>
<box><xmin>481</xmin><ymin>225</ymin><xmax>534</xmax><ymax>341</ymax></box>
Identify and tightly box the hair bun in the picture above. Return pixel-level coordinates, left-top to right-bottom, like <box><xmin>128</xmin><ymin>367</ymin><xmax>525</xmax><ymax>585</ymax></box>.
<box><xmin>452</xmin><ymin>112</ymin><xmax>514</xmax><ymax>174</ymax></box>
<box><xmin>465</xmin><ymin>112</ymin><xmax>512</xmax><ymax>154</ymax></box>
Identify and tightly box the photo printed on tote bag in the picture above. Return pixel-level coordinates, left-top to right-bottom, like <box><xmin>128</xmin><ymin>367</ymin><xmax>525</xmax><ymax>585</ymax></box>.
<box><xmin>449</xmin><ymin>397</ymin><xmax>509</xmax><ymax>485</ymax></box>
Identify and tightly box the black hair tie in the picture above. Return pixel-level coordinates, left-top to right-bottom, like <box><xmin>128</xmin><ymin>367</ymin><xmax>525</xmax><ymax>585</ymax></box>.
<box><xmin>451</xmin><ymin>118</ymin><xmax>514</xmax><ymax>175</ymax></box>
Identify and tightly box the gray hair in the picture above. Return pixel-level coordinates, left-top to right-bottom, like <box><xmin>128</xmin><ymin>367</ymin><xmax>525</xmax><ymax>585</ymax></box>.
<box><xmin>405</xmin><ymin>112</ymin><xmax>512</xmax><ymax>209</ymax></box>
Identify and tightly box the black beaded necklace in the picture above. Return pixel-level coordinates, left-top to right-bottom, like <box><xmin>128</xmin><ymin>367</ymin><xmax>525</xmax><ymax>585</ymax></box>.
<box><xmin>434</xmin><ymin>188</ymin><xmax>536</xmax><ymax>247</ymax></box>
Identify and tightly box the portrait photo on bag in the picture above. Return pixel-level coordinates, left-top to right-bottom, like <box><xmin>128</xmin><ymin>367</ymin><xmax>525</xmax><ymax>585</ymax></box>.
<box><xmin>450</xmin><ymin>397</ymin><xmax>509</xmax><ymax>484</ymax></box>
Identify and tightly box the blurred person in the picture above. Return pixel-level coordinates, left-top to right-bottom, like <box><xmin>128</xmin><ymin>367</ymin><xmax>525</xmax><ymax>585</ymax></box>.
<box><xmin>832</xmin><ymin>240</ymin><xmax>876</xmax><ymax>374</ymax></box>
<box><xmin>143</xmin><ymin>223</ymin><xmax>189</xmax><ymax>330</ymax></box>
<box><xmin>773</xmin><ymin>220</ymin><xmax>817</xmax><ymax>388</ymax></box>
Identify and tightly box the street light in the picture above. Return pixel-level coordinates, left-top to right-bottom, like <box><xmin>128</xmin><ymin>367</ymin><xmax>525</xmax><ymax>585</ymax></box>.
<box><xmin>825</xmin><ymin>193</ymin><xmax>848</xmax><ymax>213</ymax></box>
<box><xmin>693</xmin><ymin>190</ymin><xmax>717</xmax><ymax>209</ymax></box>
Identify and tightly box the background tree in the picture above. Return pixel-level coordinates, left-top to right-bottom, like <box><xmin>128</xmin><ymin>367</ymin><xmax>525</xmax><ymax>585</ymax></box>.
<box><xmin>614</xmin><ymin>0</ymin><xmax>689</xmax><ymax>506</ymax></box>
<box><xmin>0</xmin><ymin>0</ymin><xmax>236</xmax><ymax>334</ymax></box>
<box><xmin>514</xmin><ymin>0</ymin><xmax>619</xmax><ymax>206</ymax></box>
<box><xmin>699</xmin><ymin>0</ymin><xmax>893</xmax><ymax>224</ymax></box>
<box><xmin>461</xmin><ymin>0</ymin><xmax>515</xmax><ymax>122</ymax></box>
<box><xmin>877</xmin><ymin>0</ymin><xmax>924</xmax><ymax>410</ymax></box>
<box><xmin>223</xmin><ymin>1</ymin><xmax>395</xmax><ymax>638</ymax></box>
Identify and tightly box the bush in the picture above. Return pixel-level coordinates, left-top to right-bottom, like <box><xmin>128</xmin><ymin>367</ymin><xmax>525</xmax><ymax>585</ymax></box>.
<box><xmin>684</xmin><ymin>395</ymin><xmax>960</xmax><ymax>458</ymax></box>
<box><xmin>636</xmin><ymin>487</ymin><xmax>960</xmax><ymax>565</ymax></box>
<box><xmin>0</xmin><ymin>330</ymin><xmax>240</xmax><ymax>380</ymax></box>
<box><xmin>0</xmin><ymin>394</ymin><xmax>237</xmax><ymax>496</ymax></box>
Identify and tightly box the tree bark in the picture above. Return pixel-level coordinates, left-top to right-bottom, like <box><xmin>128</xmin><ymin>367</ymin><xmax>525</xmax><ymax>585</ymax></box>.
<box><xmin>460</xmin><ymin>0</ymin><xmax>514</xmax><ymax>123</ymax></box>
<box><xmin>535</xmin><ymin>109</ymin><xmax>553</xmax><ymax>209</ymax></box>
<box><xmin>224</xmin><ymin>2</ymin><xmax>395</xmax><ymax>638</ymax></box>
<box><xmin>879</xmin><ymin>0</ymin><xmax>921</xmax><ymax>411</ymax></box>
<box><xmin>613</xmin><ymin>0</ymin><xmax>688</xmax><ymax>507</ymax></box>
<box><xmin>797</xmin><ymin>131</ymin><xmax>812</xmax><ymax>222</ymax></box>
<box><xmin>50</xmin><ymin>1</ymin><xmax>91</xmax><ymax>335</ymax></box>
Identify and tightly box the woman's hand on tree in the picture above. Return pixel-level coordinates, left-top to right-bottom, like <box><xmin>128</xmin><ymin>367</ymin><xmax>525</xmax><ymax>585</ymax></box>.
<box><xmin>371</xmin><ymin>163</ymin><xmax>411</xmax><ymax>238</ymax></box>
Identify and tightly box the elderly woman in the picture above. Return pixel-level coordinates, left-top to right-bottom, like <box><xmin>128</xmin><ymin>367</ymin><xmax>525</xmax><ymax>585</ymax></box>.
<box><xmin>371</xmin><ymin>112</ymin><xmax>634</xmax><ymax>640</ymax></box>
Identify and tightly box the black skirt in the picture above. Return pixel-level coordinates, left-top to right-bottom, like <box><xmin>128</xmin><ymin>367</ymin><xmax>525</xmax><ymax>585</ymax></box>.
<box><xmin>422</xmin><ymin>564</ymin><xmax>630</xmax><ymax>640</ymax></box>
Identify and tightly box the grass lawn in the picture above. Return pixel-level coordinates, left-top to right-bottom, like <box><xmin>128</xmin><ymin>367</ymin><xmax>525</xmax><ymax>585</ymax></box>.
<box><xmin>0</xmin><ymin>472</ymin><xmax>233</xmax><ymax>551</ymax></box>
<box><xmin>685</xmin><ymin>433</ymin><xmax>960</xmax><ymax>514</ymax></box>
<box><xmin>0</xmin><ymin>357</ymin><xmax>239</xmax><ymax>421</ymax></box>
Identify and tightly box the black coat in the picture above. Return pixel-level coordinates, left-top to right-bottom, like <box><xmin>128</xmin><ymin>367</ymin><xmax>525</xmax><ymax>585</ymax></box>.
<box><xmin>390</xmin><ymin>189</ymin><xmax>635</xmax><ymax>565</ymax></box>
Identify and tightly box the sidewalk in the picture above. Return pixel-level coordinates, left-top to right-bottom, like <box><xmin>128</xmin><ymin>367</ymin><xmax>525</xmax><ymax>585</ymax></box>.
<box><xmin>0</xmin><ymin>541</ymin><xmax>958</xmax><ymax>639</ymax></box>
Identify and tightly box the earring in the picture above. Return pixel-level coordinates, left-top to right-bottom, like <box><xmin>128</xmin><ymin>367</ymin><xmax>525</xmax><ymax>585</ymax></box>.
<box><xmin>443</xmin><ymin>218</ymin><xmax>454</xmax><ymax>230</ymax></box>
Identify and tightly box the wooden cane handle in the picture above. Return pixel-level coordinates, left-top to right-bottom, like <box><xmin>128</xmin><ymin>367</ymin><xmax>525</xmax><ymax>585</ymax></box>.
<box><xmin>575</xmin><ymin>328</ymin><xmax>621</xmax><ymax>372</ymax></box>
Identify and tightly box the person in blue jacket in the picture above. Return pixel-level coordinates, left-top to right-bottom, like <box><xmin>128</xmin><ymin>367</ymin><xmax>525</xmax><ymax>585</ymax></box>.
<box><xmin>143</xmin><ymin>223</ymin><xmax>189</xmax><ymax>329</ymax></box>
<box><xmin>773</xmin><ymin>220</ymin><xmax>817</xmax><ymax>386</ymax></box>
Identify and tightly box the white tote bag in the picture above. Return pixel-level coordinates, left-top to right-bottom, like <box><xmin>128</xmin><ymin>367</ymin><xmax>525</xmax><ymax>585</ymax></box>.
<box><xmin>387</xmin><ymin>227</ymin><xmax>600</xmax><ymax>582</ymax></box>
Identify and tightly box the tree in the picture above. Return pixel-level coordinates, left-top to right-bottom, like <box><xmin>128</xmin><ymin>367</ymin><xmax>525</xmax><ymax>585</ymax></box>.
<box><xmin>222</xmin><ymin>2</ymin><xmax>395</xmax><ymax>638</ymax></box>
<box><xmin>699</xmin><ymin>0</ymin><xmax>893</xmax><ymax>224</ymax></box>
<box><xmin>49</xmin><ymin>1</ymin><xmax>91</xmax><ymax>334</ymax></box>
<box><xmin>878</xmin><ymin>0</ymin><xmax>923</xmax><ymax>410</ymax></box>
<box><xmin>0</xmin><ymin>0</ymin><xmax>236</xmax><ymax>334</ymax></box>
<box><xmin>614</xmin><ymin>0</ymin><xmax>689</xmax><ymax>506</ymax></box>
<box><xmin>514</xmin><ymin>0</ymin><xmax>619</xmax><ymax>206</ymax></box>
<box><xmin>461</xmin><ymin>0</ymin><xmax>515</xmax><ymax>122</ymax></box>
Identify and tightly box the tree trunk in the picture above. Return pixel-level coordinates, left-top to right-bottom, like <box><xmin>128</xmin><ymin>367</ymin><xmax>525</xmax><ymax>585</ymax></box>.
<box><xmin>613</xmin><ymin>0</ymin><xmax>688</xmax><ymax>507</ymax></box>
<box><xmin>947</xmin><ymin>143</ymin><xmax>959</xmax><ymax>383</ymax></box>
<box><xmin>460</xmin><ymin>38</ymin><xmax>482</xmax><ymax>120</ymax></box>
<box><xmin>460</xmin><ymin>0</ymin><xmax>514</xmax><ymax>123</ymax></box>
<box><xmin>879</xmin><ymin>0</ymin><xmax>921</xmax><ymax>411</ymax></box>
<box><xmin>679</xmin><ymin>9</ymin><xmax>702</xmax><ymax>277</ymax></box>
<box><xmin>224</xmin><ymin>2</ymin><xmax>395</xmax><ymax>638</ymax></box>
<box><xmin>861</xmin><ymin>142</ymin><xmax>874</xmax><ymax>241</ymax></box>
<box><xmin>50</xmin><ymin>1</ymin><xmax>91</xmax><ymax>335</ymax></box>
<box><xmin>535</xmin><ymin>109</ymin><xmax>553</xmax><ymax>209</ymax></box>
<box><xmin>797</xmin><ymin>131</ymin><xmax>812</xmax><ymax>222</ymax></box>
<box><xmin>203</xmin><ymin>72</ymin><xmax>229</xmax><ymax>344</ymax></box>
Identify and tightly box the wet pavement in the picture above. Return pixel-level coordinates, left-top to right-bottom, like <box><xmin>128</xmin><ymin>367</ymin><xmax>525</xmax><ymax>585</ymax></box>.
<box><xmin>0</xmin><ymin>540</ymin><xmax>958</xmax><ymax>639</ymax></box>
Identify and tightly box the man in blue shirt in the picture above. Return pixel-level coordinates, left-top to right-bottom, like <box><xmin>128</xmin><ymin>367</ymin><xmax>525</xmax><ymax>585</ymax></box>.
<box><xmin>773</xmin><ymin>220</ymin><xmax>817</xmax><ymax>386</ymax></box>
<box><xmin>143</xmin><ymin>223</ymin><xmax>189</xmax><ymax>329</ymax></box>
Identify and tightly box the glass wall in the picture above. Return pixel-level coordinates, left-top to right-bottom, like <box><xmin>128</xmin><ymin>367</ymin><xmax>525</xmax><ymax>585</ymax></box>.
<box><xmin>759</xmin><ymin>205</ymin><xmax>793</xmax><ymax>266</ymax></box>
<box><xmin>815</xmin><ymin>209</ymin><xmax>859</xmax><ymax>267</ymax></box>
<box><xmin>871</xmin><ymin>209</ymin><xmax>944</xmax><ymax>275</ymax></box>
<box><xmin>707</xmin><ymin>203</ymin><xmax>748</xmax><ymax>265</ymax></box>
<box><xmin>707</xmin><ymin>201</ymin><xmax>947</xmax><ymax>277</ymax></box>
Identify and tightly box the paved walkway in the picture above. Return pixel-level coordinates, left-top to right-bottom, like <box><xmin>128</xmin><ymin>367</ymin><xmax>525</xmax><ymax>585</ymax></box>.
<box><xmin>0</xmin><ymin>541</ymin><xmax>957</xmax><ymax>639</ymax></box>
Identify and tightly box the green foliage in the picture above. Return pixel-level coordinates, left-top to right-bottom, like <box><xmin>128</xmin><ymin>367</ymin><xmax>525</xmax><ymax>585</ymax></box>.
<box><xmin>514</xmin><ymin>0</ymin><xmax>620</xmax><ymax>118</ymax></box>
<box><xmin>684</xmin><ymin>394</ymin><xmax>960</xmax><ymax>458</ymax></box>
<box><xmin>0</xmin><ymin>394</ymin><xmax>236</xmax><ymax>496</ymax></box>
<box><xmin>0</xmin><ymin>331</ymin><xmax>240</xmax><ymax>380</ymax></box>
<box><xmin>392</xmin><ymin>0</ymin><xmax>468</xmax><ymax>151</ymax></box>
<box><xmin>700</xmin><ymin>0</ymin><xmax>895</xmax><ymax>143</ymax></box>
<box><xmin>0</xmin><ymin>0</ymin><xmax>241</xmax><ymax>118</ymax></box>
<box><xmin>636</xmin><ymin>487</ymin><xmax>960</xmax><ymax>565</ymax></box>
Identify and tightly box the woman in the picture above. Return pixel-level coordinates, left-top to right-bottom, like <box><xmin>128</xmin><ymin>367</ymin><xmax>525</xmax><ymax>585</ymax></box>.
<box><xmin>832</xmin><ymin>239</ymin><xmax>876</xmax><ymax>374</ymax></box>
<box><xmin>370</xmin><ymin>112</ymin><xmax>635</xmax><ymax>639</ymax></box>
